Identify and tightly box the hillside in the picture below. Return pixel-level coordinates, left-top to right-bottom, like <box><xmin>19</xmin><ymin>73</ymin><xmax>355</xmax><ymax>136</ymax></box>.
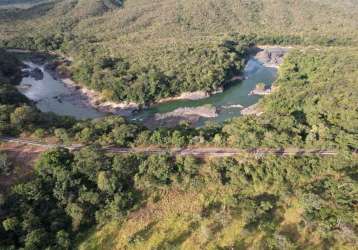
<box><xmin>1</xmin><ymin>0</ymin><xmax>358</xmax><ymax>44</ymax></box>
<box><xmin>0</xmin><ymin>0</ymin><xmax>357</xmax><ymax>103</ymax></box>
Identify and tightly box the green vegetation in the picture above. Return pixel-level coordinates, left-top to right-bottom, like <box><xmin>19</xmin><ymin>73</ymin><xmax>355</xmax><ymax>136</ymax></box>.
<box><xmin>0</xmin><ymin>48</ymin><xmax>22</xmax><ymax>85</ymax></box>
<box><xmin>57</xmin><ymin>47</ymin><xmax>358</xmax><ymax>151</ymax></box>
<box><xmin>0</xmin><ymin>1</ymin><xmax>357</xmax><ymax>249</ymax></box>
<box><xmin>1</xmin><ymin>147</ymin><xmax>356</xmax><ymax>249</ymax></box>
<box><xmin>70</xmin><ymin>40</ymin><xmax>248</xmax><ymax>104</ymax></box>
<box><xmin>0</xmin><ymin>152</ymin><xmax>11</xmax><ymax>176</ymax></box>
<box><xmin>0</xmin><ymin>48</ymin><xmax>210</xmax><ymax>146</ymax></box>
<box><xmin>0</xmin><ymin>147</ymin><xmax>196</xmax><ymax>249</ymax></box>
<box><xmin>223</xmin><ymin>47</ymin><xmax>358</xmax><ymax>151</ymax></box>
<box><xmin>80</xmin><ymin>154</ymin><xmax>357</xmax><ymax>249</ymax></box>
<box><xmin>1</xmin><ymin>47</ymin><xmax>357</xmax><ymax>152</ymax></box>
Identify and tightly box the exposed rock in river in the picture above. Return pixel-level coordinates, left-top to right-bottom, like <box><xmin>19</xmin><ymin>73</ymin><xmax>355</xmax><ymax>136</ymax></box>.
<box><xmin>30</xmin><ymin>54</ymin><xmax>48</xmax><ymax>65</ymax></box>
<box><xmin>44</xmin><ymin>62</ymin><xmax>58</xmax><ymax>78</ymax></box>
<box><xmin>222</xmin><ymin>104</ymin><xmax>243</xmax><ymax>109</ymax></box>
<box><xmin>21</xmin><ymin>70</ymin><xmax>30</xmax><ymax>78</ymax></box>
<box><xmin>249</xmin><ymin>88</ymin><xmax>272</xmax><ymax>96</ymax></box>
<box><xmin>254</xmin><ymin>47</ymin><xmax>290</xmax><ymax>68</ymax></box>
<box><xmin>29</xmin><ymin>68</ymin><xmax>43</xmax><ymax>80</ymax></box>
<box><xmin>158</xmin><ymin>88</ymin><xmax>224</xmax><ymax>103</ymax></box>
<box><xmin>155</xmin><ymin>105</ymin><xmax>218</xmax><ymax>120</ymax></box>
<box><xmin>230</xmin><ymin>75</ymin><xmax>247</xmax><ymax>81</ymax></box>
<box><xmin>158</xmin><ymin>91</ymin><xmax>210</xmax><ymax>103</ymax></box>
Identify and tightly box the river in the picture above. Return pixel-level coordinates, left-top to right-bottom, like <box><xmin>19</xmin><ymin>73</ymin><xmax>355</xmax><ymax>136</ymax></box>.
<box><xmin>19</xmin><ymin>62</ymin><xmax>103</xmax><ymax>119</ymax></box>
<box><xmin>18</xmin><ymin>58</ymin><xmax>277</xmax><ymax>126</ymax></box>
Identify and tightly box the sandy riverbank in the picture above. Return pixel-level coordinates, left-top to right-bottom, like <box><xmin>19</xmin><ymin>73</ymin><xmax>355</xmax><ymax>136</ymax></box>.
<box><xmin>59</xmin><ymin>78</ymin><xmax>139</xmax><ymax>116</ymax></box>
<box><xmin>155</xmin><ymin>105</ymin><xmax>218</xmax><ymax>120</ymax></box>
<box><xmin>158</xmin><ymin>91</ymin><xmax>209</xmax><ymax>103</ymax></box>
<box><xmin>142</xmin><ymin>105</ymin><xmax>218</xmax><ymax>128</ymax></box>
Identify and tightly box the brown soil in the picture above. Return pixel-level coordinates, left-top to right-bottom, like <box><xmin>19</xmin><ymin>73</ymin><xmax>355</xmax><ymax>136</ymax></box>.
<box><xmin>0</xmin><ymin>143</ymin><xmax>45</xmax><ymax>192</ymax></box>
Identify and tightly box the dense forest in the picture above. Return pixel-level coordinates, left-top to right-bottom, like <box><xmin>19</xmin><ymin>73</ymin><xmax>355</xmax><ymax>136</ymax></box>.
<box><xmin>0</xmin><ymin>0</ymin><xmax>357</xmax><ymax>249</ymax></box>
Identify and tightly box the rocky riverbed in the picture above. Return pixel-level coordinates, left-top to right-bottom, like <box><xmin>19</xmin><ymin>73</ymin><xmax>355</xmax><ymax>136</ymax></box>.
<box><xmin>254</xmin><ymin>46</ymin><xmax>290</xmax><ymax>68</ymax></box>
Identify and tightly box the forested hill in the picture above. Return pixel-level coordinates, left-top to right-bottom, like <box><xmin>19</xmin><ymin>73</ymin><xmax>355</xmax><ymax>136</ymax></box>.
<box><xmin>1</xmin><ymin>0</ymin><xmax>357</xmax><ymax>103</ymax></box>
<box><xmin>1</xmin><ymin>0</ymin><xmax>357</xmax><ymax>45</ymax></box>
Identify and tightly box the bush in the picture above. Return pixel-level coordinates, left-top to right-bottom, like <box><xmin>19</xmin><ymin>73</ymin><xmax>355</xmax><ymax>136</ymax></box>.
<box><xmin>0</xmin><ymin>152</ymin><xmax>12</xmax><ymax>176</ymax></box>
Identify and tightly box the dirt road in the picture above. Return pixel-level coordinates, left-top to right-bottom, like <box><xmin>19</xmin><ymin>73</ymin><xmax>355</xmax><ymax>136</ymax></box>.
<box><xmin>0</xmin><ymin>136</ymin><xmax>341</xmax><ymax>158</ymax></box>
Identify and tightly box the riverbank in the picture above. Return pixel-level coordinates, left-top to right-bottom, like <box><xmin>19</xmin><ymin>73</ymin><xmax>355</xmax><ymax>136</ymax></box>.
<box><xmin>9</xmin><ymin>50</ymin><xmax>138</xmax><ymax>116</ymax></box>
<box><xmin>156</xmin><ymin>105</ymin><xmax>218</xmax><ymax>119</ymax></box>
<box><xmin>60</xmin><ymin>78</ymin><xmax>139</xmax><ymax>116</ymax></box>
<box><xmin>10</xmin><ymin>46</ymin><xmax>282</xmax><ymax>125</ymax></box>
<box><xmin>158</xmin><ymin>91</ymin><xmax>209</xmax><ymax>103</ymax></box>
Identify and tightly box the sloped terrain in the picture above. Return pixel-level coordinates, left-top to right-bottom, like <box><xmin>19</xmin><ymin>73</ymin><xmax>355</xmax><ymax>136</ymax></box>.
<box><xmin>0</xmin><ymin>0</ymin><xmax>357</xmax><ymax>104</ymax></box>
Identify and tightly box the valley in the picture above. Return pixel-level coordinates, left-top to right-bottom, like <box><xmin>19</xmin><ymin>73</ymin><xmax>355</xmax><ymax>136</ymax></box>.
<box><xmin>0</xmin><ymin>1</ymin><xmax>357</xmax><ymax>249</ymax></box>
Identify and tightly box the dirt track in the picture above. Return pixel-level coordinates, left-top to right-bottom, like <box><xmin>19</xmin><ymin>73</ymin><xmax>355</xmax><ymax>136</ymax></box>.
<box><xmin>0</xmin><ymin>136</ymin><xmax>340</xmax><ymax>158</ymax></box>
